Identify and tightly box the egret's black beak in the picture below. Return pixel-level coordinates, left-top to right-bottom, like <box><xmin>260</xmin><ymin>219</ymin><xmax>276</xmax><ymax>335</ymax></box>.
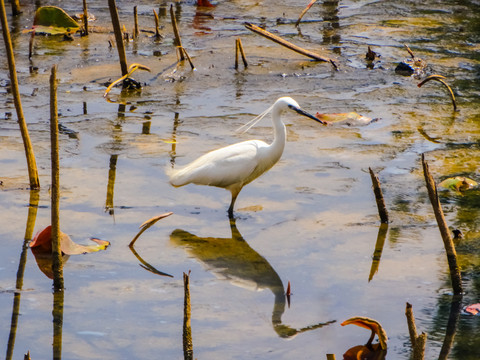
<box><xmin>288</xmin><ymin>104</ymin><xmax>327</xmax><ymax>125</ymax></box>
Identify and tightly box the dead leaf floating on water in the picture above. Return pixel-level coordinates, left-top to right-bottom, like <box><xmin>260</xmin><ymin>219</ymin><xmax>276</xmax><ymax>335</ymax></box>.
<box><xmin>463</xmin><ymin>303</ymin><xmax>480</xmax><ymax>316</ymax></box>
<box><xmin>417</xmin><ymin>74</ymin><xmax>457</xmax><ymax>111</ymax></box>
<box><xmin>341</xmin><ymin>316</ymin><xmax>388</xmax><ymax>350</ymax></box>
<box><xmin>315</xmin><ymin>112</ymin><xmax>377</xmax><ymax>125</ymax></box>
<box><xmin>25</xmin><ymin>6</ymin><xmax>80</xmax><ymax>35</ymax></box>
<box><xmin>30</xmin><ymin>225</ymin><xmax>110</xmax><ymax>255</ymax></box>
<box><xmin>438</xmin><ymin>176</ymin><xmax>477</xmax><ymax>192</ymax></box>
<box><xmin>129</xmin><ymin>212</ymin><xmax>174</xmax><ymax>247</ymax></box>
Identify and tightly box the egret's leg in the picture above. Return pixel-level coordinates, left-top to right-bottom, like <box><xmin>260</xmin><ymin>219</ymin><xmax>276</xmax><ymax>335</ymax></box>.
<box><xmin>228</xmin><ymin>188</ymin><xmax>241</xmax><ymax>218</ymax></box>
<box><xmin>228</xmin><ymin>195</ymin><xmax>237</xmax><ymax>218</ymax></box>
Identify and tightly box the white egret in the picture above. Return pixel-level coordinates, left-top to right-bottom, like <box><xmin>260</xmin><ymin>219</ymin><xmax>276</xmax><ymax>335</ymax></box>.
<box><xmin>167</xmin><ymin>96</ymin><xmax>326</xmax><ymax>217</ymax></box>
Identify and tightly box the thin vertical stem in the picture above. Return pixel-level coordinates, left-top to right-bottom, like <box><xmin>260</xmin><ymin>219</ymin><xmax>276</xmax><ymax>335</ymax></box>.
<box><xmin>0</xmin><ymin>0</ymin><xmax>39</xmax><ymax>189</ymax></box>
<box><xmin>183</xmin><ymin>272</ymin><xmax>193</xmax><ymax>360</ymax></box>
<box><xmin>405</xmin><ymin>302</ymin><xmax>418</xmax><ymax>348</ymax></box>
<box><xmin>421</xmin><ymin>154</ymin><xmax>462</xmax><ymax>295</ymax></box>
<box><xmin>11</xmin><ymin>0</ymin><xmax>21</xmax><ymax>16</ymax></box>
<box><xmin>50</xmin><ymin>65</ymin><xmax>64</xmax><ymax>292</ymax></box>
<box><xmin>108</xmin><ymin>0</ymin><xmax>128</xmax><ymax>76</ymax></box>
<box><xmin>369</xmin><ymin>167</ymin><xmax>389</xmax><ymax>223</ymax></box>
<box><xmin>82</xmin><ymin>0</ymin><xmax>89</xmax><ymax>35</ymax></box>
<box><xmin>133</xmin><ymin>6</ymin><xmax>139</xmax><ymax>38</ymax></box>
<box><xmin>170</xmin><ymin>4</ymin><xmax>184</xmax><ymax>60</ymax></box>
<box><xmin>235</xmin><ymin>38</ymin><xmax>239</xmax><ymax>69</ymax></box>
<box><xmin>237</xmin><ymin>37</ymin><xmax>248</xmax><ymax>68</ymax></box>
<box><xmin>153</xmin><ymin>9</ymin><xmax>161</xmax><ymax>39</ymax></box>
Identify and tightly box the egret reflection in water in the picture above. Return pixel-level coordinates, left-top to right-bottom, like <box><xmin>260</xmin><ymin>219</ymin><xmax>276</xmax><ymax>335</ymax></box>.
<box><xmin>170</xmin><ymin>219</ymin><xmax>335</xmax><ymax>338</ymax></box>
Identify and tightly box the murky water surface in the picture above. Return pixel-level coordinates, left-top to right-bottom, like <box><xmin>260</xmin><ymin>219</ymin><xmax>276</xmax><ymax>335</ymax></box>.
<box><xmin>1</xmin><ymin>0</ymin><xmax>480</xmax><ymax>359</ymax></box>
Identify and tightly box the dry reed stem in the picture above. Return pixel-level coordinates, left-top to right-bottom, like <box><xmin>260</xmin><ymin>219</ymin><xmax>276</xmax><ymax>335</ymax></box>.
<box><xmin>418</xmin><ymin>75</ymin><xmax>457</xmax><ymax>112</ymax></box>
<box><xmin>170</xmin><ymin>4</ymin><xmax>185</xmax><ymax>60</ymax></box>
<box><xmin>237</xmin><ymin>37</ymin><xmax>248</xmax><ymax>68</ymax></box>
<box><xmin>404</xmin><ymin>44</ymin><xmax>415</xmax><ymax>58</ymax></box>
<box><xmin>405</xmin><ymin>302</ymin><xmax>418</xmax><ymax>348</ymax></box>
<box><xmin>369</xmin><ymin>167</ymin><xmax>389</xmax><ymax>223</ymax></box>
<box><xmin>183</xmin><ymin>272</ymin><xmax>193</xmax><ymax>360</ymax></box>
<box><xmin>421</xmin><ymin>154</ymin><xmax>462</xmax><ymax>295</ymax></box>
<box><xmin>153</xmin><ymin>9</ymin><xmax>161</xmax><ymax>38</ymax></box>
<box><xmin>235</xmin><ymin>38</ymin><xmax>239</xmax><ymax>69</ymax></box>
<box><xmin>82</xmin><ymin>0</ymin><xmax>89</xmax><ymax>35</ymax></box>
<box><xmin>296</xmin><ymin>0</ymin><xmax>318</xmax><ymax>27</ymax></box>
<box><xmin>108</xmin><ymin>0</ymin><xmax>128</xmax><ymax>75</ymax></box>
<box><xmin>133</xmin><ymin>6</ymin><xmax>139</xmax><ymax>39</ymax></box>
<box><xmin>0</xmin><ymin>0</ymin><xmax>40</xmax><ymax>189</ymax></box>
<box><xmin>244</xmin><ymin>22</ymin><xmax>338</xmax><ymax>70</ymax></box>
<box><xmin>413</xmin><ymin>333</ymin><xmax>427</xmax><ymax>360</ymax></box>
<box><xmin>50</xmin><ymin>65</ymin><xmax>64</xmax><ymax>291</ymax></box>
<box><xmin>180</xmin><ymin>46</ymin><xmax>195</xmax><ymax>69</ymax></box>
<box><xmin>11</xmin><ymin>0</ymin><xmax>21</xmax><ymax>15</ymax></box>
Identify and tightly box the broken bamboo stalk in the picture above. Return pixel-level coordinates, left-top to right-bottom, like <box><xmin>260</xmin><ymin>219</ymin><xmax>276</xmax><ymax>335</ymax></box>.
<box><xmin>369</xmin><ymin>167</ymin><xmax>389</xmax><ymax>224</ymax></box>
<box><xmin>413</xmin><ymin>333</ymin><xmax>427</xmax><ymax>360</ymax></box>
<box><xmin>50</xmin><ymin>64</ymin><xmax>64</xmax><ymax>292</ymax></box>
<box><xmin>405</xmin><ymin>302</ymin><xmax>418</xmax><ymax>348</ymax></box>
<box><xmin>0</xmin><ymin>0</ymin><xmax>40</xmax><ymax>189</ymax></box>
<box><xmin>244</xmin><ymin>22</ymin><xmax>337</xmax><ymax>70</ymax></box>
<box><xmin>421</xmin><ymin>154</ymin><xmax>462</xmax><ymax>295</ymax></box>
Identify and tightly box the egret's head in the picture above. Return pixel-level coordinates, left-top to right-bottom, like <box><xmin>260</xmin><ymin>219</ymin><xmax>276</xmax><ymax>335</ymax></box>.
<box><xmin>276</xmin><ymin>97</ymin><xmax>327</xmax><ymax>125</ymax></box>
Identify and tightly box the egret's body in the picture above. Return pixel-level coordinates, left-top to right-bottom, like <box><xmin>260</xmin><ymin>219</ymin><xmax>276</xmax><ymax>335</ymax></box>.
<box><xmin>168</xmin><ymin>97</ymin><xmax>324</xmax><ymax>217</ymax></box>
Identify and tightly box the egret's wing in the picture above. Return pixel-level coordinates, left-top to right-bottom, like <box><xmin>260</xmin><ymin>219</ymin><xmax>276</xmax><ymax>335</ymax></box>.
<box><xmin>169</xmin><ymin>141</ymin><xmax>265</xmax><ymax>188</ymax></box>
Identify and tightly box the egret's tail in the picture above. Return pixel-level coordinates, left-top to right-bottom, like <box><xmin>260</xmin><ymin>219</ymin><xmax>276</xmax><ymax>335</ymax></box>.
<box><xmin>166</xmin><ymin>164</ymin><xmax>196</xmax><ymax>187</ymax></box>
<box><xmin>166</xmin><ymin>165</ymin><xmax>184</xmax><ymax>187</ymax></box>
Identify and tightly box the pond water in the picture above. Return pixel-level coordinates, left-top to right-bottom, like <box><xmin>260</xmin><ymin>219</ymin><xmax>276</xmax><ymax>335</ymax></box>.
<box><xmin>1</xmin><ymin>0</ymin><xmax>480</xmax><ymax>359</ymax></box>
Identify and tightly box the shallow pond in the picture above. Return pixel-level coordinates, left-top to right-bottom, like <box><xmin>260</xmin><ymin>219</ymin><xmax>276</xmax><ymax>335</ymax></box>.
<box><xmin>1</xmin><ymin>0</ymin><xmax>480</xmax><ymax>359</ymax></box>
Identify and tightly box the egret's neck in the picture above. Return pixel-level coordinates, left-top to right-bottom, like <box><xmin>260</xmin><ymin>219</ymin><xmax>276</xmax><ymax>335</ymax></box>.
<box><xmin>270</xmin><ymin>108</ymin><xmax>287</xmax><ymax>155</ymax></box>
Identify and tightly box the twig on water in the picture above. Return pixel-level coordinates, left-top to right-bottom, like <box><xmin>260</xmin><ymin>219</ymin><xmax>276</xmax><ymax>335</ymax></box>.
<box><xmin>177</xmin><ymin>46</ymin><xmax>195</xmax><ymax>70</ymax></box>
<box><xmin>369</xmin><ymin>167</ymin><xmax>389</xmax><ymax>224</ymax></box>
<box><xmin>421</xmin><ymin>154</ymin><xmax>463</xmax><ymax>295</ymax></box>
<box><xmin>404</xmin><ymin>44</ymin><xmax>415</xmax><ymax>58</ymax></box>
<box><xmin>418</xmin><ymin>74</ymin><xmax>457</xmax><ymax>112</ymax></box>
<box><xmin>50</xmin><ymin>64</ymin><xmax>64</xmax><ymax>291</ymax></box>
<box><xmin>244</xmin><ymin>22</ymin><xmax>338</xmax><ymax>70</ymax></box>
<box><xmin>129</xmin><ymin>212</ymin><xmax>173</xmax><ymax>247</ymax></box>
<box><xmin>296</xmin><ymin>0</ymin><xmax>318</xmax><ymax>27</ymax></box>
<box><xmin>0</xmin><ymin>0</ymin><xmax>39</xmax><ymax>188</ymax></box>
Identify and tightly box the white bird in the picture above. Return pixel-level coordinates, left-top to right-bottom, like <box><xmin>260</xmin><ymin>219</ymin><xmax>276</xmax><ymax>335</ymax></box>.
<box><xmin>167</xmin><ymin>96</ymin><xmax>326</xmax><ymax>217</ymax></box>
